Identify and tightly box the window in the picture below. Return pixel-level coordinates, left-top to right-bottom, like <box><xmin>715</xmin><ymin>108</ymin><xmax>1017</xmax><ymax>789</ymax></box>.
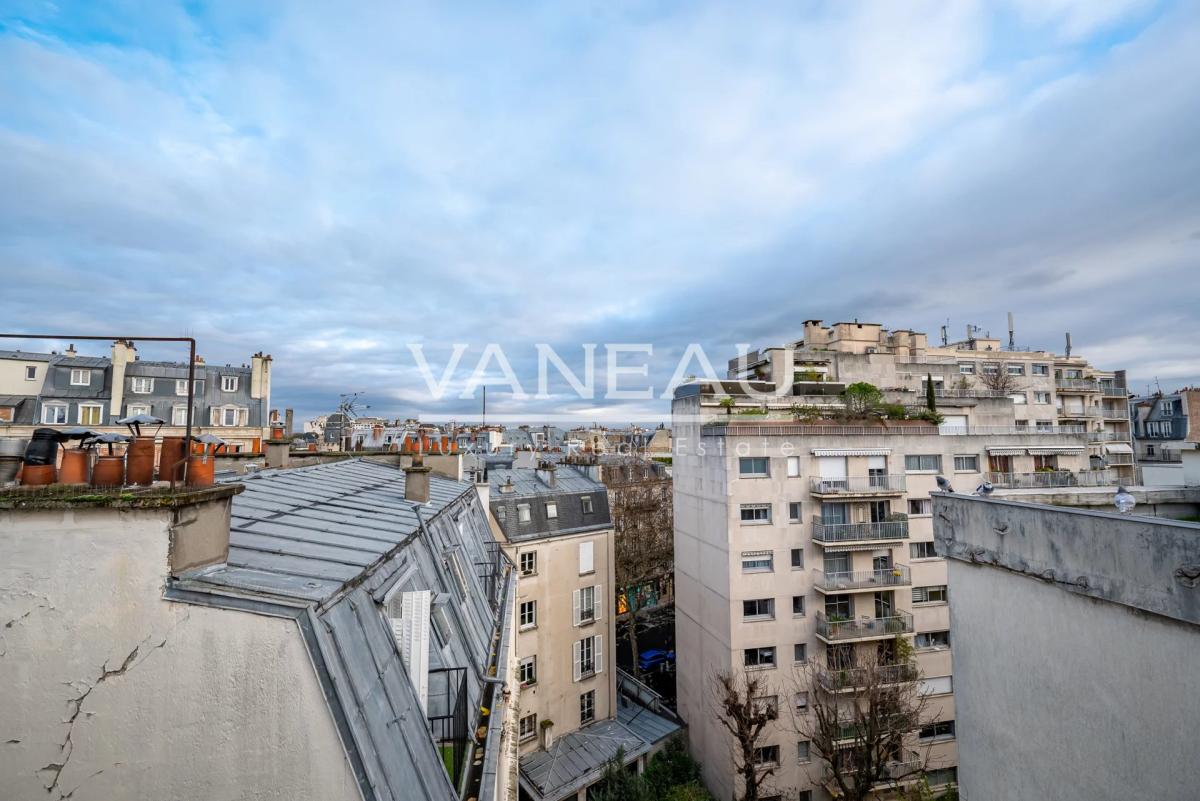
<box><xmin>791</xmin><ymin>595</ymin><xmax>805</xmax><ymax>617</ymax></box>
<box><xmin>739</xmin><ymin>457</ymin><xmax>769</xmax><ymax>477</ymax></box>
<box><xmin>913</xmin><ymin>585</ymin><xmax>948</xmax><ymax>604</ymax></box>
<box><xmin>787</xmin><ymin>456</ymin><xmax>800</xmax><ymax>477</ymax></box>
<box><xmin>517</xmin><ymin>504</ymin><xmax>531</xmax><ymax>523</ymax></box>
<box><xmin>69</xmin><ymin>369</ymin><xmax>91</xmax><ymax>386</ymax></box>
<box><xmin>797</xmin><ymin>740</ymin><xmax>811</xmax><ymax>763</ymax></box>
<box><xmin>916</xmin><ymin>630</ymin><xmax>951</xmax><ymax>650</ymax></box>
<box><xmin>545</xmin><ymin>501</ymin><xmax>558</xmax><ymax>519</ymax></box>
<box><xmin>1034</xmin><ymin>391</ymin><xmax>1051</xmax><ymax>404</ymax></box>
<box><xmin>78</xmin><ymin>404</ymin><xmax>103</xmax><ymax>426</ymax></box>
<box><xmin>581</xmin><ymin>495</ymin><xmax>593</xmax><ymax>514</ymax></box>
<box><xmin>920</xmin><ymin>675</ymin><xmax>954</xmax><ymax>696</ymax></box>
<box><xmin>127</xmin><ymin>403</ymin><xmax>151</xmax><ymax>418</ymax></box>
<box><xmin>1036</xmin><ymin>420</ymin><xmax>1053</xmax><ymax>430</ymax></box>
<box><xmin>579</xmin><ymin>541</ymin><xmax>594</xmax><ymax>574</ymax></box>
<box><xmin>519</xmin><ymin>600</ymin><xmax>537</xmax><ymax>629</ymax></box>
<box><xmin>793</xmin><ymin>644</ymin><xmax>807</xmax><ymax>664</ymax></box>
<box><xmin>519</xmin><ymin>551</ymin><xmax>536</xmax><ymax>576</ymax></box>
<box><xmin>788</xmin><ymin>502</ymin><xmax>802</xmax><ymax>522</ymax></box>
<box><xmin>919</xmin><ymin>720</ymin><xmax>956</xmax><ymax>741</ymax></box>
<box><xmin>171</xmin><ymin>405</ymin><xmax>189</xmax><ymax>426</ymax></box>
<box><xmin>222</xmin><ymin>407</ymin><xmax>239</xmax><ymax>427</ymax></box>
<box><xmin>574</xmin><ymin>635</ymin><xmax>601</xmax><ymax>679</ymax></box>
<box><xmin>130</xmin><ymin>377</ymin><xmax>154</xmax><ymax>394</ymax></box>
<box><xmin>42</xmin><ymin>403</ymin><xmax>68</xmax><ymax>424</ymax></box>
<box><xmin>743</xmin><ymin>647</ymin><xmax>776</xmax><ymax>670</ymax></box>
<box><xmin>981</xmin><ymin>363</ymin><xmax>999</xmax><ymax>375</ymax></box>
<box><xmin>519</xmin><ymin>656</ymin><xmax>537</xmax><ymax>686</ymax></box>
<box><xmin>958</xmin><ymin>363</ymin><xmax>975</xmax><ymax>374</ymax></box>
<box><xmin>743</xmin><ymin>598</ymin><xmax>775</xmax><ymax>620</ymax></box>
<box><xmin>175</xmin><ymin>379</ymin><xmax>189</xmax><ymax>396</ymax></box>
<box><xmin>1032</xmin><ymin>363</ymin><xmax>1049</xmax><ymax>376</ymax></box>
<box><xmin>576</xmin><ymin>585</ymin><xmax>598</xmax><ymax>624</ymax></box>
<box><xmin>221</xmin><ymin>375</ymin><xmax>239</xmax><ymax>392</ymax></box>
<box><xmin>907</xmin><ymin>498</ymin><xmax>932</xmax><ymax>515</ymax></box>
<box><xmin>741</xmin><ymin>550</ymin><xmax>773</xmax><ymax>573</ymax></box>
<box><xmin>580</xmin><ymin>690</ymin><xmax>596</xmax><ymax>725</ymax></box>
<box><xmin>1009</xmin><ymin>392</ymin><xmax>1027</xmax><ymax>405</ymax></box>
<box><xmin>751</xmin><ymin>694</ymin><xmax>778</xmax><ymax>720</ymax></box>
<box><xmin>740</xmin><ymin>504</ymin><xmax>771</xmax><ymax>524</ymax></box>
<box><xmin>953</xmin><ymin>454</ymin><xmax>979</xmax><ymax>472</ymax></box>
<box><xmin>24</xmin><ymin>365</ymin><xmax>36</xmax><ymax>381</ymax></box>
<box><xmin>1007</xmin><ymin>364</ymin><xmax>1025</xmax><ymax>375</ymax></box>
<box><xmin>519</xmin><ymin>713</ymin><xmax>537</xmax><ymax>742</ymax></box>
<box><xmin>904</xmin><ymin>454</ymin><xmax>941</xmax><ymax>472</ymax></box>
<box><xmin>496</xmin><ymin>506</ymin><xmax>507</xmax><ymax>522</ymax></box>
<box><xmin>753</xmin><ymin>745</ymin><xmax>780</xmax><ymax>766</ymax></box>
<box><xmin>910</xmin><ymin>542</ymin><xmax>938</xmax><ymax>560</ymax></box>
<box><xmin>926</xmin><ymin>767</ymin><xmax>958</xmax><ymax>787</ymax></box>
<box><xmin>790</xmin><ymin>548</ymin><xmax>804</xmax><ymax>569</ymax></box>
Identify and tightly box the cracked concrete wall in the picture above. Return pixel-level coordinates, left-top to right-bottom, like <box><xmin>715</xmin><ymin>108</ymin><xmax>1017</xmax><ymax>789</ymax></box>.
<box><xmin>0</xmin><ymin>506</ymin><xmax>360</xmax><ymax>801</ymax></box>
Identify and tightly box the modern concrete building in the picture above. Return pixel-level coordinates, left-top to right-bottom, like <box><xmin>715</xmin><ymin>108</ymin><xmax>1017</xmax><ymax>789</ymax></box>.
<box><xmin>483</xmin><ymin>461</ymin><xmax>680</xmax><ymax>801</ymax></box>
<box><xmin>0</xmin><ymin>340</ymin><xmax>272</xmax><ymax>453</ymax></box>
<box><xmin>0</xmin><ymin>459</ymin><xmax>519</xmax><ymax>801</ymax></box>
<box><xmin>932</xmin><ymin>494</ymin><xmax>1200</xmax><ymax>801</ymax></box>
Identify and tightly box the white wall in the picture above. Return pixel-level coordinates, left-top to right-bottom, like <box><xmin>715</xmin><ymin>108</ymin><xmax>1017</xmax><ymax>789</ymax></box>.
<box><xmin>0</xmin><ymin>506</ymin><xmax>360</xmax><ymax>801</ymax></box>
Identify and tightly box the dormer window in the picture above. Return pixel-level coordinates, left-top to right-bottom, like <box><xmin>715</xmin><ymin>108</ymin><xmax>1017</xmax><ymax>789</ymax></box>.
<box><xmin>221</xmin><ymin>375</ymin><xmax>239</xmax><ymax>392</ymax></box>
<box><xmin>70</xmin><ymin>369</ymin><xmax>90</xmax><ymax>386</ymax></box>
<box><xmin>131</xmin><ymin>377</ymin><xmax>154</xmax><ymax>394</ymax></box>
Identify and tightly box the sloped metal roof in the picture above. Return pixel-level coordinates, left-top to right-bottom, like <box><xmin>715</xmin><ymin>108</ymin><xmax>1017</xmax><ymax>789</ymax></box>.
<box><xmin>616</xmin><ymin>697</ymin><xmax>681</xmax><ymax>746</ymax></box>
<box><xmin>519</xmin><ymin>718</ymin><xmax>650</xmax><ymax>801</ymax></box>
<box><xmin>488</xmin><ymin>466</ymin><xmax>612</xmax><ymax>543</ymax></box>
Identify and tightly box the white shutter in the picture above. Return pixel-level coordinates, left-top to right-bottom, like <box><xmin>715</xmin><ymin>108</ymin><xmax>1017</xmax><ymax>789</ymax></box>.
<box><xmin>238</xmin><ymin>407</ymin><xmax>249</xmax><ymax>426</ymax></box>
<box><xmin>787</xmin><ymin>456</ymin><xmax>800</xmax><ymax>477</ymax></box>
<box><xmin>391</xmin><ymin>590</ymin><xmax>431</xmax><ymax>713</ymax></box>
<box><xmin>818</xmin><ymin>456</ymin><xmax>847</xmax><ymax>479</ymax></box>
<box><xmin>572</xmin><ymin>589</ymin><xmax>582</xmax><ymax>626</ymax></box>
<box><xmin>209</xmin><ymin>406</ymin><xmax>219</xmax><ymax>426</ymax></box>
<box><xmin>594</xmin><ymin>585</ymin><xmax>603</xmax><ymax>621</ymax></box>
<box><xmin>573</xmin><ymin>640</ymin><xmax>582</xmax><ymax>682</ymax></box>
<box><xmin>579</xmin><ymin>541</ymin><xmax>594</xmax><ymax>575</ymax></box>
<box><xmin>867</xmin><ymin>455</ymin><xmax>886</xmax><ymax>471</ymax></box>
<box><xmin>594</xmin><ymin>635</ymin><xmax>603</xmax><ymax>675</ymax></box>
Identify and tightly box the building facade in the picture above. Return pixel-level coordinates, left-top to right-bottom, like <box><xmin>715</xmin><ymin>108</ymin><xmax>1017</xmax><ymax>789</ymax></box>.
<box><xmin>1131</xmin><ymin>389</ymin><xmax>1198</xmax><ymax>464</ymax></box>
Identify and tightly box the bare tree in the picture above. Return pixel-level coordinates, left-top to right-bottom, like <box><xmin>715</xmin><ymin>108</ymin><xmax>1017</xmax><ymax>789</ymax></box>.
<box><xmin>713</xmin><ymin>670</ymin><xmax>778</xmax><ymax>801</ymax></box>
<box><xmin>793</xmin><ymin>637</ymin><xmax>938</xmax><ymax>801</ymax></box>
<box><xmin>976</xmin><ymin>367</ymin><xmax>1022</xmax><ymax>394</ymax></box>
<box><xmin>600</xmin><ymin>458</ymin><xmax>674</xmax><ymax>679</ymax></box>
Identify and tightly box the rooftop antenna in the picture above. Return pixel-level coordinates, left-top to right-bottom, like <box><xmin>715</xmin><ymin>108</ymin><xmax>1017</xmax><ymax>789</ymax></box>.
<box><xmin>1007</xmin><ymin>312</ymin><xmax>1016</xmax><ymax>351</ymax></box>
<box><xmin>1065</xmin><ymin>333</ymin><xmax>1072</xmax><ymax>358</ymax></box>
<box><xmin>482</xmin><ymin>385</ymin><xmax>486</xmax><ymax>427</ymax></box>
<box><xmin>940</xmin><ymin>323</ymin><xmax>948</xmax><ymax>346</ymax></box>
<box><xmin>338</xmin><ymin>392</ymin><xmax>367</xmax><ymax>420</ymax></box>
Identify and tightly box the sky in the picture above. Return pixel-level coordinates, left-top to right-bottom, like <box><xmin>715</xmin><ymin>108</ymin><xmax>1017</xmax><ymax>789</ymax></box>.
<box><xmin>1</xmin><ymin>0</ymin><xmax>1198</xmax><ymax>425</ymax></box>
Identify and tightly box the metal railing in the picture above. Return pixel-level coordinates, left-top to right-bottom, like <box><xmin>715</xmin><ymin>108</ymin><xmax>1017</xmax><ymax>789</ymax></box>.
<box><xmin>1099</xmin><ymin>383</ymin><xmax>1128</xmax><ymax>396</ymax></box>
<box><xmin>1087</xmin><ymin>431</ymin><xmax>1128</xmax><ymax>442</ymax></box>
<box><xmin>814</xmin><ymin>662</ymin><xmax>919</xmax><ymax>692</ymax></box>
<box><xmin>1101</xmin><ymin>408</ymin><xmax>1129</xmax><ymax>419</ymax></box>
<box><xmin>1106</xmin><ymin>454</ymin><xmax>1135</xmax><ymax>466</ymax></box>
<box><xmin>815</xmin><ymin>611</ymin><xmax>914</xmax><ymax>641</ymax></box>
<box><xmin>428</xmin><ymin>666</ymin><xmax>468</xmax><ymax>787</ymax></box>
<box><xmin>1056</xmin><ymin>407</ymin><xmax>1100</xmax><ymax>418</ymax></box>
<box><xmin>932</xmin><ymin>388</ymin><xmax>1009</xmax><ymax>399</ymax></box>
<box><xmin>986</xmin><ymin>469</ymin><xmax>1118</xmax><ymax>489</ymax></box>
<box><xmin>1056</xmin><ymin>379</ymin><xmax>1100</xmax><ymax>391</ymax></box>
<box><xmin>937</xmin><ymin>425</ymin><xmax>1086</xmax><ymax>435</ymax></box>
<box><xmin>813</xmin><ymin>565</ymin><xmax>911</xmax><ymax>592</ymax></box>
<box><xmin>809</xmin><ymin>475</ymin><xmax>906</xmax><ymax>495</ymax></box>
<box><xmin>812</xmin><ymin>517</ymin><xmax>909</xmax><ymax>543</ymax></box>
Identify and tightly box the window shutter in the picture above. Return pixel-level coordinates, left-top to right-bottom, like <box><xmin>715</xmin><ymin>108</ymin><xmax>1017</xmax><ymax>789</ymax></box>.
<box><xmin>573</xmin><ymin>640</ymin><xmax>582</xmax><ymax>682</ymax></box>
<box><xmin>572</xmin><ymin>589</ymin><xmax>581</xmax><ymax>626</ymax></box>
<box><xmin>787</xmin><ymin>456</ymin><xmax>800</xmax><ymax>477</ymax></box>
<box><xmin>209</xmin><ymin>406</ymin><xmax>219</xmax><ymax>426</ymax></box>
<box><xmin>594</xmin><ymin>635</ymin><xmax>603</xmax><ymax>675</ymax></box>
<box><xmin>391</xmin><ymin>590</ymin><xmax>431</xmax><ymax>713</ymax></box>
<box><xmin>238</xmin><ymin>407</ymin><xmax>249</xmax><ymax>426</ymax></box>
<box><xmin>579</xmin><ymin>541</ymin><xmax>594</xmax><ymax>574</ymax></box>
<box><xmin>594</xmin><ymin>585</ymin><xmax>603</xmax><ymax>621</ymax></box>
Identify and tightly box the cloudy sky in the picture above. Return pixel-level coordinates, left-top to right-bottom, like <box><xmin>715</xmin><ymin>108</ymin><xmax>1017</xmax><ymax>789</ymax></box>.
<box><xmin>2</xmin><ymin>0</ymin><xmax>1197</xmax><ymax>424</ymax></box>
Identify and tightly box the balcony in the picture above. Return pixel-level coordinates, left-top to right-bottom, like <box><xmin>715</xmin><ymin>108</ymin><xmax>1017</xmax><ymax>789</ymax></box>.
<box><xmin>1056</xmin><ymin>378</ymin><xmax>1101</xmax><ymax>392</ymax></box>
<box><xmin>1102</xmin><ymin>408</ymin><xmax>1129</xmax><ymax>420</ymax></box>
<box><xmin>1056</xmin><ymin>407</ymin><xmax>1100</xmax><ymax>419</ymax></box>
<box><xmin>814</xmin><ymin>662</ymin><xmax>919</xmax><ymax>693</ymax></box>
<box><xmin>809</xmin><ymin>475</ymin><xmax>906</xmax><ymax>497</ymax></box>
<box><xmin>812</xmin><ymin>517</ymin><xmax>909</xmax><ymax>545</ymax></box>
<box><xmin>932</xmin><ymin>388</ymin><xmax>1009</xmax><ymax>399</ymax></box>
<box><xmin>986</xmin><ymin>469</ymin><xmax>1118</xmax><ymax>489</ymax></box>
<box><xmin>1100</xmin><ymin>382</ymin><xmax>1128</xmax><ymax>397</ymax></box>
<box><xmin>815</xmin><ymin>611</ymin><xmax>914</xmax><ymax>642</ymax></box>
<box><xmin>813</xmin><ymin>565</ymin><xmax>911</xmax><ymax>594</ymax></box>
<box><xmin>1087</xmin><ymin>431</ymin><xmax>1128</xmax><ymax>442</ymax></box>
<box><xmin>937</xmin><ymin>424</ymin><xmax>1086</xmax><ymax>435</ymax></box>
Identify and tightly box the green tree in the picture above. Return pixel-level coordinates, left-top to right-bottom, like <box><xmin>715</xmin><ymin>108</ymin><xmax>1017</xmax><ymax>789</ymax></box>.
<box><xmin>841</xmin><ymin>382</ymin><xmax>884</xmax><ymax>418</ymax></box>
<box><xmin>925</xmin><ymin>373</ymin><xmax>938</xmax><ymax>413</ymax></box>
<box><xmin>589</xmin><ymin>747</ymin><xmax>644</xmax><ymax>801</ymax></box>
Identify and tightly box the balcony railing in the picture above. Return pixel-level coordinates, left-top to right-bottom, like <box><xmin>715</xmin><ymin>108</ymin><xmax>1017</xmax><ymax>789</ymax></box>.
<box><xmin>1101</xmin><ymin>408</ymin><xmax>1129</xmax><ymax>420</ymax></box>
<box><xmin>815</xmin><ymin>611</ymin><xmax>914</xmax><ymax>641</ymax></box>
<box><xmin>931</xmin><ymin>388</ymin><xmax>1009</xmax><ymax>399</ymax></box>
<box><xmin>814</xmin><ymin>662</ymin><xmax>919</xmax><ymax>692</ymax></box>
<box><xmin>1106</xmin><ymin>454</ymin><xmax>1135</xmax><ymax>466</ymax></box>
<box><xmin>1056</xmin><ymin>379</ymin><xmax>1100</xmax><ymax>392</ymax></box>
<box><xmin>1087</xmin><ymin>431</ymin><xmax>1128</xmax><ymax>442</ymax></box>
<box><xmin>813</xmin><ymin>565</ymin><xmax>911</xmax><ymax>592</ymax></box>
<box><xmin>937</xmin><ymin>425</ymin><xmax>1086</xmax><ymax>435</ymax></box>
<box><xmin>1100</xmin><ymin>383</ymin><xmax>1128</xmax><ymax>397</ymax></box>
<box><xmin>986</xmin><ymin>469</ymin><xmax>1118</xmax><ymax>489</ymax></box>
<box><xmin>812</xmin><ymin>517</ymin><xmax>909</xmax><ymax>544</ymax></box>
<box><xmin>1056</xmin><ymin>407</ymin><xmax>1100</xmax><ymax>418</ymax></box>
<box><xmin>809</xmin><ymin>475</ymin><xmax>906</xmax><ymax>495</ymax></box>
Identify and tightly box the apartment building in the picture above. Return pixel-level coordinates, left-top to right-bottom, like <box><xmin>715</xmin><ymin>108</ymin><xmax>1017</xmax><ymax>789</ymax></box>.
<box><xmin>483</xmin><ymin>462</ymin><xmax>679</xmax><ymax>801</ymax></box>
<box><xmin>673</xmin><ymin>320</ymin><xmax>1102</xmax><ymax>800</ymax></box>
<box><xmin>1131</xmin><ymin>389</ymin><xmax>1198</xmax><ymax>463</ymax></box>
<box><xmin>0</xmin><ymin>340</ymin><xmax>271</xmax><ymax>452</ymax></box>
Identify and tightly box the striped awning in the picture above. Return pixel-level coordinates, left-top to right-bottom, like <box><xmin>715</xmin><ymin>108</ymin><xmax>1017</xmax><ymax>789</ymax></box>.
<box><xmin>1027</xmin><ymin>447</ymin><xmax>1086</xmax><ymax>455</ymax></box>
<box><xmin>986</xmin><ymin>447</ymin><xmax>1026</xmax><ymax>456</ymax></box>
<box><xmin>1104</xmin><ymin>443</ymin><xmax>1134</xmax><ymax>454</ymax></box>
<box><xmin>811</xmin><ymin>448</ymin><xmax>892</xmax><ymax>457</ymax></box>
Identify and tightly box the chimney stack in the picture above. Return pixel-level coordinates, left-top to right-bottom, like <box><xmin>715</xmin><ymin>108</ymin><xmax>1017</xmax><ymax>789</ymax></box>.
<box><xmin>535</xmin><ymin>461</ymin><xmax>557</xmax><ymax>488</ymax></box>
<box><xmin>65</xmin><ymin>344</ymin><xmax>77</xmax><ymax>358</ymax></box>
<box><xmin>404</xmin><ymin>453</ymin><xmax>432</xmax><ymax>504</ymax></box>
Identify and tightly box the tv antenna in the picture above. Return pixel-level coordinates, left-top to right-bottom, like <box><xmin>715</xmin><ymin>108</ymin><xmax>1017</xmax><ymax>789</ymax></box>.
<box><xmin>338</xmin><ymin>392</ymin><xmax>369</xmax><ymax>420</ymax></box>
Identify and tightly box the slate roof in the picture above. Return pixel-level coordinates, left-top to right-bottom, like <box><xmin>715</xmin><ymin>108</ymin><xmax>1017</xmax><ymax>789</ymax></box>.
<box><xmin>0</xmin><ymin>350</ymin><xmax>53</xmax><ymax>361</ymax></box>
<box><xmin>169</xmin><ymin>459</ymin><xmax>514</xmax><ymax>801</ymax></box>
<box><xmin>487</xmin><ymin>466</ymin><xmax>612</xmax><ymax>543</ymax></box>
<box><xmin>519</xmin><ymin>719</ymin><xmax>650</xmax><ymax>801</ymax></box>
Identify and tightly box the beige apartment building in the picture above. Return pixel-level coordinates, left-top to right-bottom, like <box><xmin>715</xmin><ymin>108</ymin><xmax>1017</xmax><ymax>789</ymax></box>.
<box><xmin>482</xmin><ymin>462</ymin><xmax>679</xmax><ymax>801</ymax></box>
<box><xmin>673</xmin><ymin>319</ymin><xmax>1109</xmax><ymax>800</ymax></box>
